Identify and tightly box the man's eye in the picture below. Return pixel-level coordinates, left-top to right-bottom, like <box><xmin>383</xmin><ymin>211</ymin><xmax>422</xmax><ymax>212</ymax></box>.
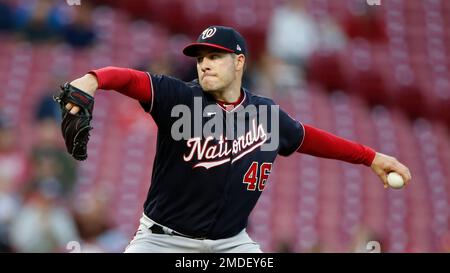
<box><xmin>197</xmin><ymin>57</ymin><xmax>203</xmax><ymax>63</ymax></box>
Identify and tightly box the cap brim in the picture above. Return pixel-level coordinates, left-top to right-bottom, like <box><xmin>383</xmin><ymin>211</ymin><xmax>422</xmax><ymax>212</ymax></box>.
<box><xmin>183</xmin><ymin>43</ymin><xmax>234</xmax><ymax>57</ymax></box>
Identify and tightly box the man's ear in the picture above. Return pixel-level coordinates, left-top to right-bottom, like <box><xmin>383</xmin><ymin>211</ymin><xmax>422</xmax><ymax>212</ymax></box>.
<box><xmin>235</xmin><ymin>54</ymin><xmax>246</xmax><ymax>71</ymax></box>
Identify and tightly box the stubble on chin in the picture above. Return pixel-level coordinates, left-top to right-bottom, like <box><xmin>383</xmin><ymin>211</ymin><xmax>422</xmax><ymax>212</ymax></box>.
<box><xmin>200</xmin><ymin>81</ymin><xmax>215</xmax><ymax>92</ymax></box>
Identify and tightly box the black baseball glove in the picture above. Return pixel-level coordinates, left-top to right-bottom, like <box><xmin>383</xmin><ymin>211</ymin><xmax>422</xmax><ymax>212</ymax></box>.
<box><xmin>53</xmin><ymin>82</ymin><xmax>94</xmax><ymax>161</ymax></box>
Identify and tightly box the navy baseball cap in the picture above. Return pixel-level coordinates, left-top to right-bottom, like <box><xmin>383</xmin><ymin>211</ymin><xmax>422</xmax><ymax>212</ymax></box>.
<box><xmin>183</xmin><ymin>26</ymin><xmax>247</xmax><ymax>57</ymax></box>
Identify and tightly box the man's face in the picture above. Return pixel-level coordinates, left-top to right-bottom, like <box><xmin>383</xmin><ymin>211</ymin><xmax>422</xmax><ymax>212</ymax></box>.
<box><xmin>196</xmin><ymin>49</ymin><xmax>242</xmax><ymax>92</ymax></box>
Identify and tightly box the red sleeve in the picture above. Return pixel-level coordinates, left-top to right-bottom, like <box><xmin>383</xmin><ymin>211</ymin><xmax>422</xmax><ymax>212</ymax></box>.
<box><xmin>88</xmin><ymin>66</ymin><xmax>151</xmax><ymax>102</ymax></box>
<box><xmin>297</xmin><ymin>124</ymin><xmax>376</xmax><ymax>166</ymax></box>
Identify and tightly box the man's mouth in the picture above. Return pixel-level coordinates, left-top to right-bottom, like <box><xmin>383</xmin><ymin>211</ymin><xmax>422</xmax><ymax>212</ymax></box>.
<box><xmin>202</xmin><ymin>73</ymin><xmax>216</xmax><ymax>80</ymax></box>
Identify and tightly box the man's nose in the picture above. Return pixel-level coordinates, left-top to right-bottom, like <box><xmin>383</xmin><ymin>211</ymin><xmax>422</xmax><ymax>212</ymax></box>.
<box><xmin>200</xmin><ymin>58</ymin><xmax>211</xmax><ymax>72</ymax></box>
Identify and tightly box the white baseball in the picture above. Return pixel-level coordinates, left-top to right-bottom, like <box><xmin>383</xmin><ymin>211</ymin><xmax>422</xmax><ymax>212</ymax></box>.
<box><xmin>387</xmin><ymin>172</ymin><xmax>405</xmax><ymax>189</ymax></box>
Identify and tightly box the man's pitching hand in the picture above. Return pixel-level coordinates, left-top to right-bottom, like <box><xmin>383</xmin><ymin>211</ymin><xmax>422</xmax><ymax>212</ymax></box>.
<box><xmin>370</xmin><ymin>152</ymin><xmax>411</xmax><ymax>189</ymax></box>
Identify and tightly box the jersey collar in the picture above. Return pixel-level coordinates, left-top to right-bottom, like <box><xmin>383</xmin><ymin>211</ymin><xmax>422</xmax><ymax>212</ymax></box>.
<box><xmin>215</xmin><ymin>89</ymin><xmax>246</xmax><ymax>113</ymax></box>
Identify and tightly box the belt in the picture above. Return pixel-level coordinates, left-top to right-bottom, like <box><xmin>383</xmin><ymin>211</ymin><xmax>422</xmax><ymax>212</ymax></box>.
<box><xmin>149</xmin><ymin>224</ymin><xmax>206</xmax><ymax>240</ymax></box>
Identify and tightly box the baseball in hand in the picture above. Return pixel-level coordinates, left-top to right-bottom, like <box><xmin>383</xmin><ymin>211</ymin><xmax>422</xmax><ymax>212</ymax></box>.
<box><xmin>387</xmin><ymin>172</ymin><xmax>405</xmax><ymax>189</ymax></box>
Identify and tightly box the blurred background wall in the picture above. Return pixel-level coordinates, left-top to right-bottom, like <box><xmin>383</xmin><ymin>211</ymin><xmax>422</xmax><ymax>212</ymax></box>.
<box><xmin>0</xmin><ymin>0</ymin><xmax>449</xmax><ymax>252</ymax></box>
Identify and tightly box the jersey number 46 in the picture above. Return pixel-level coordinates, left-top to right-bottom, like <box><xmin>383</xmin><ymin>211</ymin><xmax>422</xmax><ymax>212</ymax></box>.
<box><xmin>243</xmin><ymin>162</ymin><xmax>272</xmax><ymax>191</ymax></box>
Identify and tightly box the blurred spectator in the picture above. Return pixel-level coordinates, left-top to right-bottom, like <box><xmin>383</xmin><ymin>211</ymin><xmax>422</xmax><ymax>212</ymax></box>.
<box><xmin>264</xmin><ymin>0</ymin><xmax>336</xmax><ymax>94</ymax></box>
<box><xmin>73</xmin><ymin>192</ymin><xmax>128</xmax><ymax>252</ymax></box>
<box><xmin>0</xmin><ymin>114</ymin><xmax>31</xmax><ymax>252</ymax></box>
<box><xmin>36</xmin><ymin>93</ymin><xmax>62</xmax><ymax>123</ymax></box>
<box><xmin>27</xmin><ymin>148</ymin><xmax>65</xmax><ymax>197</ymax></box>
<box><xmin>29</xmin><ymin>91</ymin><xmax>77</xmax><ymax>197</ymax></box>
<box><xmin>9</xmin><ymin>184</ymin><xmax>79</xmax><ymax>252</ymax></box>
<box><xmin>0</xmin><ymin>0</ymin><xmax>15</xmax><ymax>33</ymax></box>
<box><xmin>30</xmin><ymin>117</ymin><xmax>77</xmax><ymax>197</ymax></box>
<box><xmin>303</xmin><ymin>18</ymin><xmax>347</xmax><ymax>92</ymax></box>
<box><xmin>249</xmin><ymin>50</ymin><xmax>305</xmax><ymax>98</ymax></box>
<box><xmin>62</xmin><ymin>3</ymin><xmax>96</xmax><ymax>49</ymax></box>
<box><xmin>9</xmin><ymin>119</ymin><xmax>79</xmax><ymax>252</ymax></box>
<box><xmin>20</xmin><ymin>0</ymin><xmax>62</xmax><ymax>43</ymax></box>
<box><xmin>267</xmin><ymin>0</ymin><xmax>319</xmax><ymax>66</ymax></box>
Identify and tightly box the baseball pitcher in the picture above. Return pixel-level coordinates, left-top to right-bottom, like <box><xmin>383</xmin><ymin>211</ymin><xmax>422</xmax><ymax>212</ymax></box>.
<box><xmin>55</xmin><ymin>26</ymin><xmax>411</xmax><ymax>253</ymax></box>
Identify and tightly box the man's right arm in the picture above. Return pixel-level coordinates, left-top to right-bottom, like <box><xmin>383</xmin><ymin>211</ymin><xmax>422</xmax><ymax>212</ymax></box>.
<box><xmin>65</xmin><ymin>66</ymin><xmax>151</xmax><ymax>114</ymax></box>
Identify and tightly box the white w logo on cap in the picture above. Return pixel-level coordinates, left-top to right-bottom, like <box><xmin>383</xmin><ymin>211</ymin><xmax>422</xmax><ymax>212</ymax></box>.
<box><xmin>201</xmin><ymin>27</ymin><xmax>217</xmax><ymax>39</ymax></box>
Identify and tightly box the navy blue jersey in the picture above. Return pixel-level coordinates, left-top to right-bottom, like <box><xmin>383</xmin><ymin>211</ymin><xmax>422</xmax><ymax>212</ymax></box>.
<box><xmin>139</xmin><ymin>74</ymin><xmax>304</xmax><ymax>239</ymax></box>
